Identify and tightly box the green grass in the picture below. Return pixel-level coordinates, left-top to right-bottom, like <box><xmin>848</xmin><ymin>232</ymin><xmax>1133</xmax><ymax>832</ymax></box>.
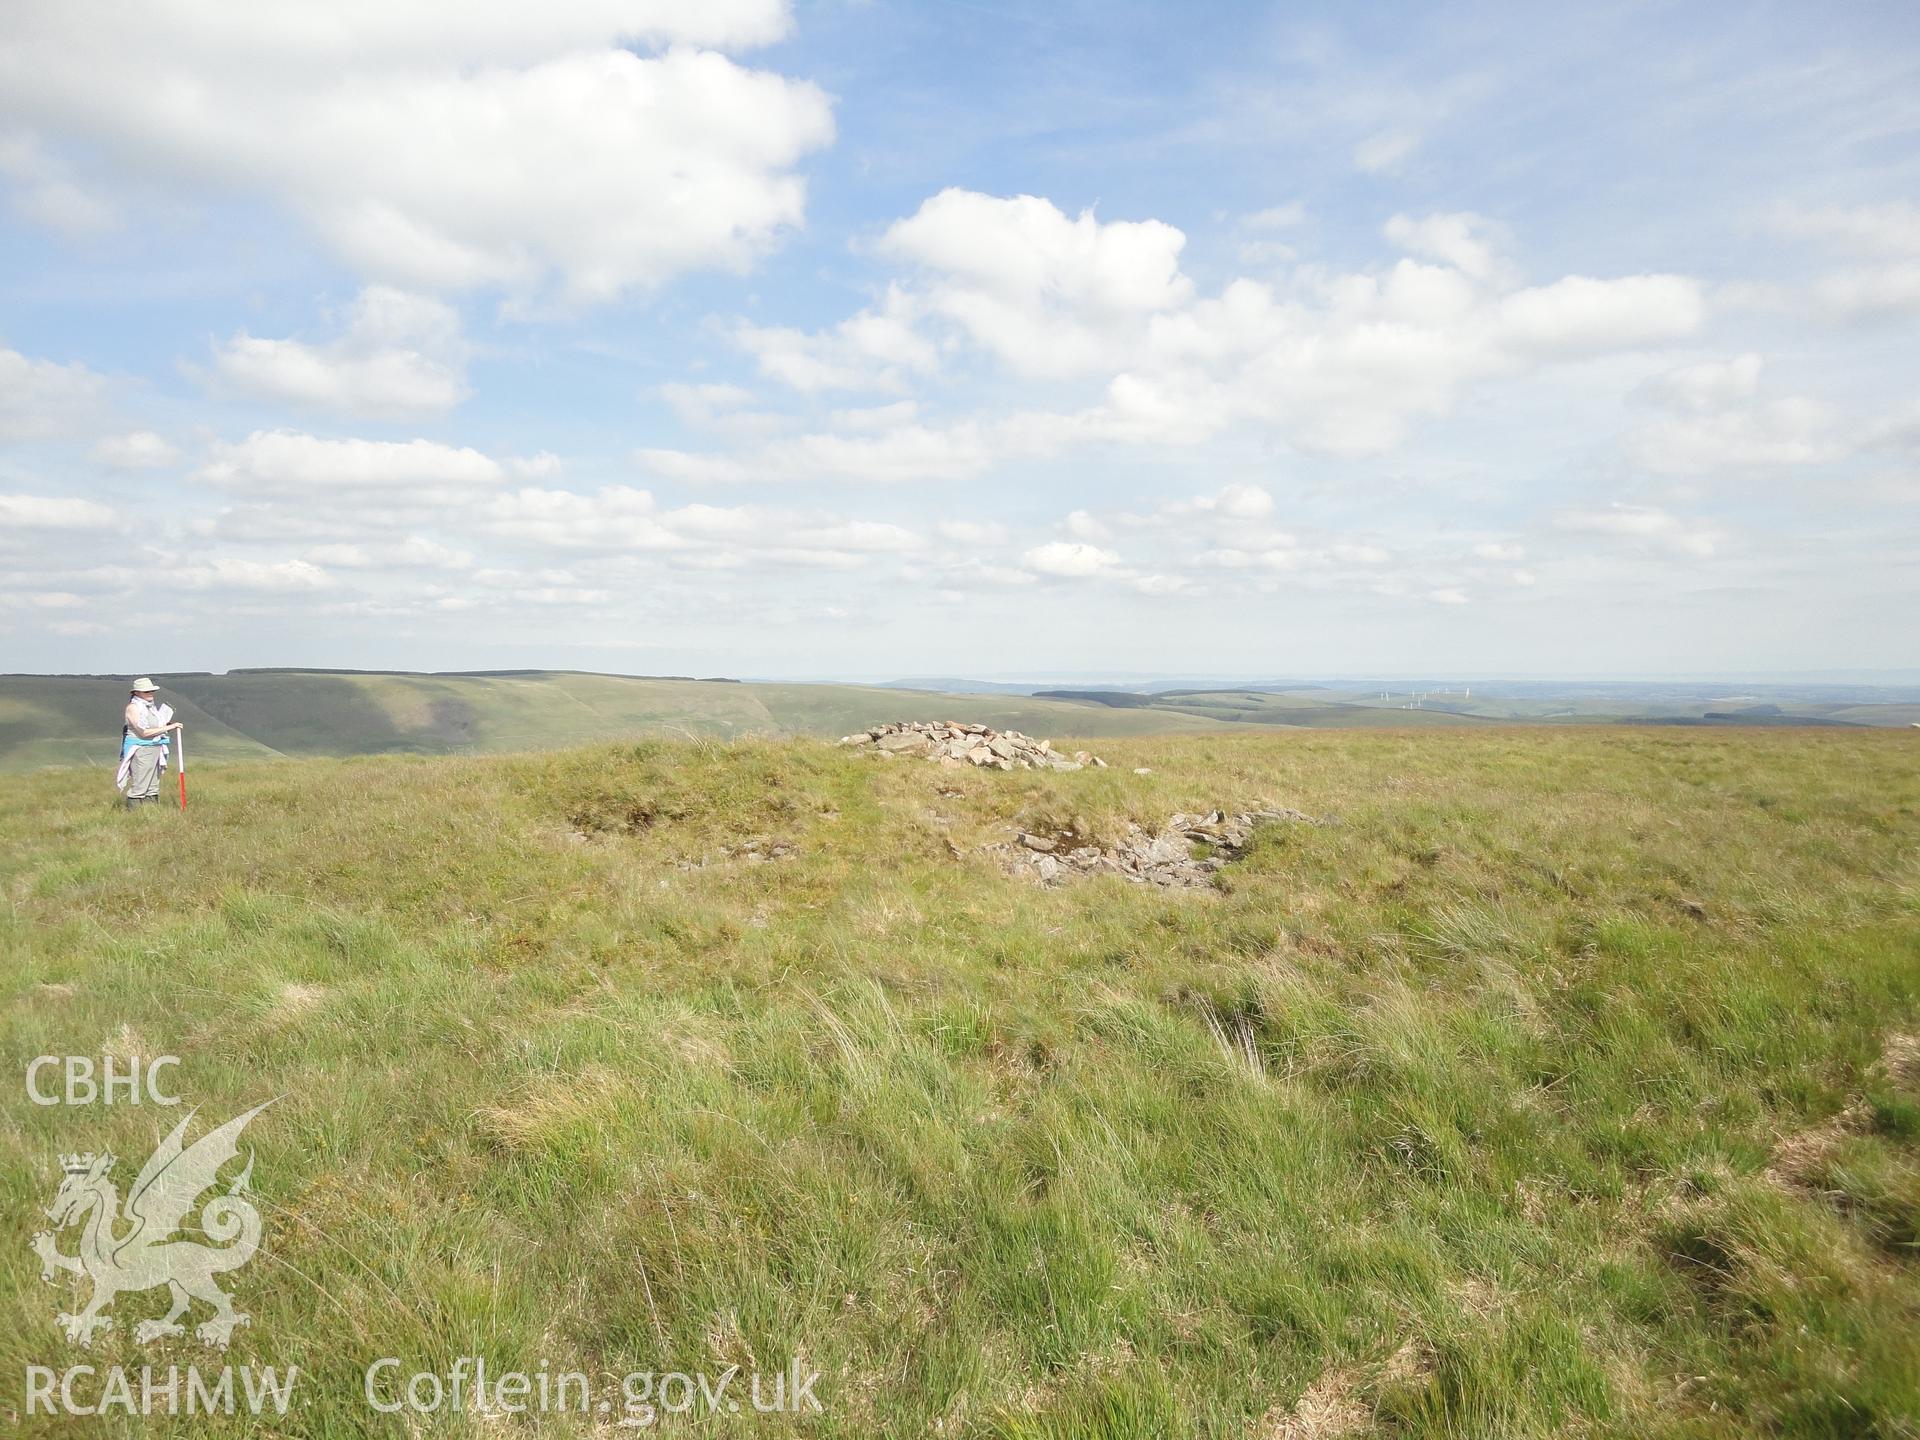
<box><xmin>0</xmin><ymin>673</ymin><xmax>1243</xmax><ymax>773</ymax></box>
<box><xmin>3</xmin><ymin>727</ymin><xmax>1917</xmax><ymax>1436</ymax></box>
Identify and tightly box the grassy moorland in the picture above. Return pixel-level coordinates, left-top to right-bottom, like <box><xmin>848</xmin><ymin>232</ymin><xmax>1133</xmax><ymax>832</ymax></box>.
<box><xmin>2</xmin><ymin>727</ymin><xmax>1917</xmax><ymax>1437</ymax></box>
<box><xmin>0</xmin><ymin>672</ymin><xmax>1242</xmax><ymax>772</ymax></box>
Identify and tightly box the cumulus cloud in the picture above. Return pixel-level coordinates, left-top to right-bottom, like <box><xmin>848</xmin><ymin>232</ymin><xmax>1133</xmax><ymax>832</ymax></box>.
<box><xmin>1354</xmin><ymin>130</ymin><xmax>1420</xmax><ymax>174</ymax></box>
<box><xmin>1772</xmin><ymin>202</ymin><xmax>1920</xmax><ymax>321</ymax></box>
<box><xmin>1637</xmin><ymin>354</ymin><xmax>1764</xmax><ymax>412</ymax></box>
<box><xmin>0</xmin><ymin>493</ymin><xmax>118</xmax><ymax>529</ymax></box>
<box><xmin>1176</xmin><ymin>483</ymin><xmax>1275</xmax><ymax>519</ymax></box>
<box><xmin>480</xmin><ymin>486</ymin><xmax>678</xmax><ymax>550</ymax></box>
<box><xmin>694</xmin><ymin>194</ymin><xmax>1713</xmax><ymax>467</ymax></box>
<box><xmin>474</xmin><ymin>486</ymin><xmax>925</xmax><ymax>572</ymax></box>
<box><xmin>1024</xmin><ymin>541</ymin><xmax>1120</xmax><ymax>577</ymax></box>
<box><xmin>735</xmin><ymin>285</ymin><xmax>935</xmax><ymax>394</ymax></box>
<box><xmin>308</xmin><ymin>537</ymin><xmax>473</xmax><ymax>571</ymax></box>
<box><xmin>937</xmin><ymin>519</ymin><xmax>1009</xmax><ymax>545</ymax></box>
<box><xmin>642</xmin><ymin>420</ymin><xmax>997</xmax><ymax>485</ymax></box>
<box><xmin>1384</xmin><ymin>211</ymin><xmax>1510</xmax><ymax>284</ymax></box>
<box><xmin>1775</xmin><ymin>202</ymin><xmax>1920</xmax><ymax>257</ymax></box>
<box><xmin>1493</xmin><ymin>274</ymin><xmax>1705</xmax><ymax>356</ymax></box>
<box><xmin>0</xmin><ymin>346</ymin><xmax>110</xmax><ymax>441</ymax></box>
<box><xmin>0</xmin><ymin>132</ymin><xmax>116</xmax><ymax>233</ymax></box>
<box><xmin>90</xmin><ymin>431</ymin><xmax>183</xmax><ymax>468</ymax></box>
<box><xmin>198</xmin><ymin>430</ymin><xmax>504</xmax><ymax>495</ymax></box>
<box><xmin>1554</xmin><ymin>505</ymin><xmax>1717</xmax><ymax>557</ymax></box>
<box><xmin>209</xmin><ymin>287</ymin><xmax>468</xmax><ymax>420</ymax></box>
<box><xmin>0</xmin><ymin>3</ymin><xmax>832</xmax><ymax>304</ymax></box>
<box><xmin>879</xmin><ymin>189</ymin><xmax>1192</xmax><ymax>379</ymax></box>
<box><xmin>1242</xmin><ymin>203</ymin><xmax>1305</xmax><ymax>232</ymax></box>
<box><xmin>173</xmin><ymin>557</ymin><xmax>335</xmax><ymax>592</ymax></box>
<box><xmin>1632</xmin><ymin>397</ymin><xmax>1842</xmax><ymax>475</ymax></box>
<box><xmin>1627</xmin><ymin>357</ymin><xmax>1843</xmax><ymax>475</ymax></box>
<box><xmin>1809</xmin><ymin>265</ymin><xmax>1920</xmax><ymax>320</ymax></box>
<box><xmin>659</xmin><ymin>382</ymin><xmax>755</xmax><ymax>427</ymax></box>
<box><xmin>1064</xmin><ymin>509</ymin><xmax>1112</xmax><ymax>541</ymax></box>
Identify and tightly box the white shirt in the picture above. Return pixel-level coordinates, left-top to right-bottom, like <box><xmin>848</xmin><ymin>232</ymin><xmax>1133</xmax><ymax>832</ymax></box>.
<box><xmin>125</xmin><ymin>696</ymin><xmax>166</xmax><ymax>736</ymax></box>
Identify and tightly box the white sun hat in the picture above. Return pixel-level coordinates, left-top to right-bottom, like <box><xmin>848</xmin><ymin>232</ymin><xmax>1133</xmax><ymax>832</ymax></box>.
<box><xmin>130</xmin><ymin>677</ymin><xmax>157</xmax><ymax>692</ymax></box>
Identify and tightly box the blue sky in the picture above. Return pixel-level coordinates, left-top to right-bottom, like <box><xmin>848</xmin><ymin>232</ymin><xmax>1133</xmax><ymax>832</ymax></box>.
<box><xmin>1</xmin><ymin>0</ymin><xmax>1916</xmax><ymax>679</ymax></box>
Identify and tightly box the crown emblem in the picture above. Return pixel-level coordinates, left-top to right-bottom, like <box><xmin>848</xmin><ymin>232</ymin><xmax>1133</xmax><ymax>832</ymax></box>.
<box><xmin>59</xmin><ymin>1152</ymin><xmax>111</xmax><ymax>1175</ymax></box>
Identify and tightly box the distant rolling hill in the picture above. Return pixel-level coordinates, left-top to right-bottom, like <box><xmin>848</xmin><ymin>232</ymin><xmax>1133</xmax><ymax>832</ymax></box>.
<box><xmin>9</xmin><ymin>671</ymin><xmax>1914</xmax><ymax>774</ymax></box>
<box><xmin>0</xmin><ymin>671</ymin><xmax>1249</xmax><ymax>773</ymax></box>
<box><xmin>1038</xmin><ymin>684</ymin><xmax>1920</xmax><ymax>731</ymax></box>
<box><xmin>1037</xmin><ymin>688</ymin><xmax>1497</xmax><ymax>729</ymax></box>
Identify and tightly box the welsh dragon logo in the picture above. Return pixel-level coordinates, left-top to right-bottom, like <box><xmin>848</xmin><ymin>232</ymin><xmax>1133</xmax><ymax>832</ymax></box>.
<box><xmin>31</xmin><ymin>1102</ymin><xmax>272</xmax><ymax>1348</ymax></box>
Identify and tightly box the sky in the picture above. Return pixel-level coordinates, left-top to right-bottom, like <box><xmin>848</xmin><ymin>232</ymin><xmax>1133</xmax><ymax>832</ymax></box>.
<box><xmin>1</xmin><ymin>0</ymin><xmax>1917</xmax><ymax>681</ymax></box>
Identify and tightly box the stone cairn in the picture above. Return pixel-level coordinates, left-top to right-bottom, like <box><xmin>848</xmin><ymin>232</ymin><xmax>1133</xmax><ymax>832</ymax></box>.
<box><xmin>999</xmin><ymin>808</ymin><xmax>1320</xmax><ymax>889</ymax></box>
<box><xmin>839</xmin><ymin>721</ymin><xmax>1107</xmax><ymax>772</ymax></box>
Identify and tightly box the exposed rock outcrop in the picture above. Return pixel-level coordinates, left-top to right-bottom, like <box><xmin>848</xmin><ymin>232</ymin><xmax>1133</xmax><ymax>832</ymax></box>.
<box><xmin>996</xmin><ymin>807</ymin><xmax>1323</xmax><ymax>888</ymax></box>
<box><xmin>840</xmin><ymin>721</ymin><xmax>1106</xmax><ymax>772</ymax></box>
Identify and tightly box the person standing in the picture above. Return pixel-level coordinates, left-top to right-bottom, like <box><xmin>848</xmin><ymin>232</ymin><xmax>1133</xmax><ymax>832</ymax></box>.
<box><xmin>117</xmin><ymin>677</ymin><xmax>180</xmax><ymax>810</ymax></box>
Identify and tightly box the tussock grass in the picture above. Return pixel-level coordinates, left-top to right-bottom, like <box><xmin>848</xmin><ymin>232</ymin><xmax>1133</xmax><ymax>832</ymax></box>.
<box><xmin>2</xmin><ymin>727</ymin><xmax>1917</xmax><ymax>1436</ymax></box>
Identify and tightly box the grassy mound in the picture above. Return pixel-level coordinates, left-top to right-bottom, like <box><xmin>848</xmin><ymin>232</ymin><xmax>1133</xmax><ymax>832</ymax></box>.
<box><xmin>3</xmin><ymin>728</ymin><xmax>1917</xmax><ymax>1436</ymax></box>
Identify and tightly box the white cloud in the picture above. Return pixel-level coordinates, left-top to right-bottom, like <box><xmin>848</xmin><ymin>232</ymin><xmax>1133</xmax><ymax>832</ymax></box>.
<box><xmin>475</xmin><ymin>486</ymin><xmax>924</xmax><ymax>569</ymax></box>
<box><xmin>0</xmin><ymin>133</ymin><xmax>115</xmax><ymax>233</ymax></box>
<box><xmin>1628</xmin><ymin>352</ymin><xmax>1852</xmax><ymax>475</ymax></box>
<box><xmin>1428</xmin><ymin>587</ymin><xmax>1468</xmax><ymax>605</ymax></box>
<box><xmin>1242</xmin><ymin>203</ymin><xmax>1305</xmax><ymax>232</ymax></box>
<box><xmin>879</xmin><ymin>189</ymin><xmax>1192</xmax><ymax>379</ymax></box>
<box><xmin>642</xmin><ymin>420</ymin><xmax>996</xmax><ymax>485</ymax></box>
<box><xmin>1638</xmin><ymin>354</ymin><xmax>1764</xmax><ymax>412</ymax></box>
<box><xmin>174</xmin><ymin>557</ymin><xmax>335</xmax><ymax>592</ymax></box>
<box><xmin>1064</xmin><ymin>509</ymin><xmax>1112</xmax><ymax>541</ymax></box>
<box><xmin>1132</xmin><ymin>573</ymin><xmax>1190</xmax><ymax>595</ymax></box>
<box><xmin>90</xmin><ymin>431</ymin><xmax>183</xmax><ymax>468</ymax></box>
<box><xmin>936</xmin><ymin>519</ymin><xmax>1008</xmax><ymax>545</ymax></box>
<box><xmin>1772</xmin><ymin>204</ymin><xmax>1920</xmax><ymax>321</ymax></box>
<box><xmin>480</xmin><ymin>486</ymin><xmax>677</xmax><ymax>550</ymax></box>
<box><xmin>660</xmin><ymin>382</ymin><xmax>754</xmax><ymax>426</ymax></box>
<box><xmin>0</xmin><ymin>346</ymin><xmax>109</xmax><ymax>441</ymax></box>
<box><xmin>828</xmin><ymin>400</ymin><xmax>919</xmax><ymax>433</ymax></box>
<box><xmin>210</xmin><ymin>287</ymin><xmax>468</xmax><ymax>420</ymax></box>
<box><xmin>935</xmin><ymin>558</ymin><xmax>1040</xmax><ymax>590</ymax></box>
<box><xmin>782</xmin><ymin>519</ymin><xmax>923</xmax><ymax>553</ymax></box>
<box><xmin>1553</xmin><ymin>505</ymin><xmax>1717</xmax><ymax>557</ymax></box>
<box><xmin>1354</xmin><ymin>130</ymin><xmax>1420</xmax><ymax>173</ymax></box>
<box><xmin>1630</xmin><ymin>394</ymin><xmax>1841</xmax><ymax>475</ymax></box>
<box><xmin>308</xmin><ymin>536</ymin><xmax>473</xmax><ymax>570</ymax></box>
<box><xmin>735</xmin><ymin>285</ymin><xmax>934</xmax><ymax>394</ymax></box>
<box><xmin>0</xmin><ymin>493</ymin><xmax>118</xmax><ymax>529</ymax></box>
<box><xmin>1023</xmin><ymin>541</ymin><xmax>1119</xmax><ymax>577</ymax></box>
<box><xmin>1179</xmin><ymin>483</ymin><xmax>1275</xmax><ymax>519</ymax></box>
<box><xmin>699</xmin><ymin>191</ymin><xmax>1716</xmax><ymax>471</ymax></box>
<box><xmin>1384</xmin><ymin>212</ymin><xmax>1510</xmax><ymax>283</ymax></box>
<box><xmin>1330</xmin><ymin>543</ymin><xmax>1392</xmax><ymax>565</ymax></box>
<box><xmin>505</xmin><ymin>452</ymin><xmax>563</xmax><ymax>481</ymax></box>
<box><xmin>1809</xmin><ymin>265</ymin><xmax>1920</xmax><ymax>320</ymax></box>
<box><xmin>0</xmin><ymin>6</ymin><xmax>832</xmax><ymax>304</ymax></box>
<box><xmin>1493</xmin><ymin>275</ymin><xmax>1705</xmax><ymax>356</ymax></box>
<box><xmin>1775</xmin><ymin>202</ymin><xmax>1920</xmax><ymax>257</ymax></box>
<box><xmin>198</xmin><ymin>431</ymin><xmax>504</xmax><ymax>494</ymax></box>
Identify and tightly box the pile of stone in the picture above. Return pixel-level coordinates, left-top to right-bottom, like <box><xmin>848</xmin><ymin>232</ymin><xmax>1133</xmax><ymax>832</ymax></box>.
<box><xmin>840</xmin><ymin>721</ymin><xmax>1106</xmax><ymax>772</ymax></box>
<box><xmin>998</xmin><ymin>807</ymin><xmax>1320</xmax><ymax>888</ymax></box>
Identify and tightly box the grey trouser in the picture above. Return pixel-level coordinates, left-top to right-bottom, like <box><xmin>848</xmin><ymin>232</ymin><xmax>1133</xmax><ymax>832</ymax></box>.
<box><xmin>125</xmin><ymin>743</ymin><xmax>163</xmax><ymax>800</ymax></box>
